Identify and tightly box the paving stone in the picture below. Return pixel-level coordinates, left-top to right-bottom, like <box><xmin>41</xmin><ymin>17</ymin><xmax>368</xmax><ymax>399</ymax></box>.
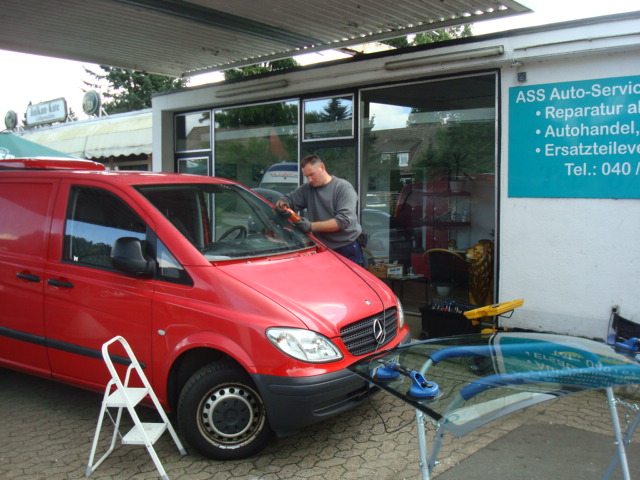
<box><xmin>2</xmin><ymin>367</ymin><xmax>640</xmax><ymax>480</ymax></box>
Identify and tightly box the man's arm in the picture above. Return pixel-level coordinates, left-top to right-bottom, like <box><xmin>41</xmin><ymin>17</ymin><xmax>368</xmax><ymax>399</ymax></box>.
<box><xmin>277</xmin><ymin>184</ymin><xmax>308</xmax><ymax>211</ymax></box>
<box><xmin>308</xmin><ymin>218</ymin><xmax>340</xmax><ymax>232</ymax></box>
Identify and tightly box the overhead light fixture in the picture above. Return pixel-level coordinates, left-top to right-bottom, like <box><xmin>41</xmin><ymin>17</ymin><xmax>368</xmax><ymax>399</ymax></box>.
<box><xmin>384</xmin><ymin>45</ymin><xmax>505</xmax><ymax>70</ymax></box>
<box><xmin>216</xmin><ymin>79</ymin><xmax>288</xmax><ymax>98</ymax></box>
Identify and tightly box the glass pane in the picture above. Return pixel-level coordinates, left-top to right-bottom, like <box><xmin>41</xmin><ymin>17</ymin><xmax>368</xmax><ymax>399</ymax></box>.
<box><xmin>178</xmin><ymin>157</ymin><xmax>209</xmax><ymax>175</ymax></box>
<box><xmin>175</xmin><ymin>111</ymin><xmax>211</xmax><ymax>152</ymax></box>
<box><xmin>258</xmin><ymin>161</ymin><xmax>298</xmax><ymax>195</ymax></box>
<box><xmin>156</xmin><ymin>239</ymin><xmax>192</xmax><ymax>285</ymax></box>
<box><xmin>361</xmin><ymin>75</ymin><xmax>496</xmax><ymax>309</ymax></box>
<box><xmin>138</xmin><ymin>183</ymin><xmax>315</xmax><ymax>261</ymax></box>
<box><xmin>301</xmin><ymin>146</ymin><xmax>356</xmax><ymax>188</ymax></box>
<box><xmin>214</xmin><ymin>100</ymin><xmax>299</xmax><ymax>193</ymax></box>
<box><xmin>349</xmin><ymin>332</ymin><xmax>640</xmax><ymax>426</ymax></box>
<box><xmin>64</xmin><ymin>187</ymin><xmax>146</xmax><ymax>268</ymax></box>
<box><xmin>304</xmin><ymin>96</ymin><xmax>353</xmax><ymax>140</ymax></box>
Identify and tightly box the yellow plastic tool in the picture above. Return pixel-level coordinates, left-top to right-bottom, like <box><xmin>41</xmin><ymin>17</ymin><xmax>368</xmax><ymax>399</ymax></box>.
<box><xmin>464</xmin><ymin>299</ymin><xmax>525</xmax><ymax>320</ymax></box>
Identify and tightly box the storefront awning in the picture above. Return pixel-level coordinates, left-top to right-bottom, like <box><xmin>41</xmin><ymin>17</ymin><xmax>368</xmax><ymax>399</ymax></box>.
<box><xmin>20</xmin><ymin>110</ymin><xmax>152</xmax><ymax>160</ymax></box>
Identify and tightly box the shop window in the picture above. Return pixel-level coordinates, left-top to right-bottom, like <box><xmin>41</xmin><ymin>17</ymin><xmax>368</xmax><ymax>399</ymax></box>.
<box><xmin>178</xmin><ymin>157</ymin><xmax>209</xmax><ymax>176</ymax></box>
<box><xmin>213</xmin><ymin>100</ymin><xmax>299</xmax><ymax>192</ymax></box>
<box><xmin>303</xmin><ymin>96</ymin><xmax>353</xmax><ymax>140</ymax></box>
<box><xmin>361</xmin><ymin>74</ymin><xmax>497</xmax><ymax>309</ymax></box>
<box><xmin>175</xmin><ymin>111</ymin><xmax>211</xmax><ymax>152</ymax></box>
<box><xmin>301</xmin><ymin>146</ymin><xmax>357</xmax><ymax>188</ymax></box>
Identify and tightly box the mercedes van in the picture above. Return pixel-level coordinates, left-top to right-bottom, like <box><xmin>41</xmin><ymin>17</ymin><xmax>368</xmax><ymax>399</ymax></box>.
<box><xmin>0</xmin><ymin>157</ymin><xmax>410</xmax><ymax>460</ymax></box>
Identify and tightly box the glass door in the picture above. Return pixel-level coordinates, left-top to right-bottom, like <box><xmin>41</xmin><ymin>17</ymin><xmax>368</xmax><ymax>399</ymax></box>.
<box><xmin>361</xmin><ymin>74</ymin><xmax>497</xmax><ymax>310</ymax></box>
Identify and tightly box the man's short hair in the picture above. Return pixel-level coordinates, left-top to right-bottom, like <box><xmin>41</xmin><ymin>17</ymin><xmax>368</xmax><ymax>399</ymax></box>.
<box><xmin>301</xmin><ymin>155</ymin><xmax>323</xmax><ymax>168</ymax></box>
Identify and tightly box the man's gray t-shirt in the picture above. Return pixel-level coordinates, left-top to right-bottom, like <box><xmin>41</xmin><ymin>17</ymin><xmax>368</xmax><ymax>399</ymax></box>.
<box><xmin>282</xmin><ymin>176</ymin><xmax>361</xmax><ymax>249</ymax></box>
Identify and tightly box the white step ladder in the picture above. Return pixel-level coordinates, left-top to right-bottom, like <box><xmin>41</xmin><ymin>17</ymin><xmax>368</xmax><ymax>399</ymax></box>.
<box><xmin>86</xmin><ymin>336</ymin><xmax>186</xmax><ymax>480</ymax></box>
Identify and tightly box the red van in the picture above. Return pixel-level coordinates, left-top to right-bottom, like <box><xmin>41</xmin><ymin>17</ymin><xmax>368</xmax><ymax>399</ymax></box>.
<box><xmin>0</xmin><ymin>157</ymin><xmax>410</xmax><ymax>459</ymax></box>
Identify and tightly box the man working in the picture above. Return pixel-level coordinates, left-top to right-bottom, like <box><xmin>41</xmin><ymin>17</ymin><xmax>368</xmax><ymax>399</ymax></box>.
<box><xmin>276</xmin><ymin>155</ymin><xmax>364</xmax><ymax>267</ymax></box>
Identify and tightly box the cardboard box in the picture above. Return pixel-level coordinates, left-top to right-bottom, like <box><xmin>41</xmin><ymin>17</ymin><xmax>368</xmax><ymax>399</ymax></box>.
<box><xmin>367</xmin><ymin>263</ymin><xmax>403</xmax><ymax>278</ymax></box>
<box><xmin>386</xmin><ymin>265</ymin><xmax>403</xmax><ymax>277</ymax></box>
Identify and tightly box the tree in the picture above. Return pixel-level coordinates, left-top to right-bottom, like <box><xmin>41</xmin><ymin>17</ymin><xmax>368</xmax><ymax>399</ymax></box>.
<box><xmin>67</xmin><ymin>108</ymin><xmax>78</xmax><ymax>122</ymax></box>
<box><xmin>382</xmin><ymin>25</ymin><xmax>473</xmax><ymax>49</ymax></box>
<box><xmin>223</xmin><ymin>58</ymin><xmax>299</xmax><ymax>81</ymax></box>
<box><xmin>409</xmin><ymin>122</ymin><xmax>495</xmax><ymax>182</ymax></box>
<box><xmin>83</xmin><ymin>66</ymin><xmax>188</xmax><ymax>114</ymax></box>
<box><xmin>213</xmin><ymin>100</ymin><xmax>299</xmax><ymax>186</ymax></box>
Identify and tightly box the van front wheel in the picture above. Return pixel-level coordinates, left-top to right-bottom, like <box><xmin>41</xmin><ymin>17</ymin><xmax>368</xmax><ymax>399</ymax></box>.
<box><xmin>178</xmin><ymin>361</ymin><xmax>272</xmax><ymax>459</ymax></box>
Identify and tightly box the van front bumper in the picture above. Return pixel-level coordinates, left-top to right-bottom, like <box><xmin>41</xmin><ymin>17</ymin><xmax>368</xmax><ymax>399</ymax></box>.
<box><xmin>251</xmin><ymin>330</ymin><xmax>412</xmax><ymax>434</ymax></box>
<box><xmin>251</xmin><ymin>367</ymin><xmax>380</xmax><ymax>434</ymax></box>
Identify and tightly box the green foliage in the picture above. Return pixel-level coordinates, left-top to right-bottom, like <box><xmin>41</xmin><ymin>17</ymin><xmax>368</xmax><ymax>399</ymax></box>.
<box><xmin>83</xmin><ymin>66</ymin><xmax>188</xmax><ymax>114</ymax></box>
<box><xmin>318</xmin><ymin>98</ymin><xmax>351</xmax><ymax>122</ymax></box>
<box><xmin>214</xmin><ymin>101</ymin><xmax>299</xmax><ymax>187</ymax></box>
<box><xmin>382</xmin><ymin>25</ymin><xmax>473</xmax><ymax>48</ymax></box>
<box><xmin>215</xmin><ymin>137</ymin><xmax>275</xmax><ymax>185</ymax></box>
<box><xmin>67</xmin><ymin>108</ymin><xmax>78</xmax><ymax>122</ymax></box>
<box><xmin>215</xmin><ymin>101</ymin><xmax>297</xmax><ymax>128</ymax></box>
<box><xmin>410</xmin><ymin>122</ymin><xmax>494</xmax><ymax>180</ymax></box>
<box><xmin>303</xmin><ymin>97</ymin><xmax>353</xmax><ymax>139</ymax></box>
<box><xmin>223</xmin><ymin>58</ymin><xmax>299</xmax><ymax>81</ymax></box>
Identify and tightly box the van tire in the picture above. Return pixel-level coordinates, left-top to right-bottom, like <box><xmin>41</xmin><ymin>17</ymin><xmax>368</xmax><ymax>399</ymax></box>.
<box><xmin>177</xmin><ymin>360</ymin><xmax>272</xmax><ymax>459</ymax></box>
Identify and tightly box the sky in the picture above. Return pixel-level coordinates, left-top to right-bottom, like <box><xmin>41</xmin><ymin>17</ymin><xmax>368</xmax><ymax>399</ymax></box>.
<box><xmin>1</xmin><ymin>0</ymin><xmax>639</xmax><ymax>126</ymax></box>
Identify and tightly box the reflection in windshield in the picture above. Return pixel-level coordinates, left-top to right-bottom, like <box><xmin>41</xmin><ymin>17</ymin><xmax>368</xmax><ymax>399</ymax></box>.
<box><xmin>137</xmin><ymin>183</ymin><xmax>315</xmax><ymax>260</ymax></box>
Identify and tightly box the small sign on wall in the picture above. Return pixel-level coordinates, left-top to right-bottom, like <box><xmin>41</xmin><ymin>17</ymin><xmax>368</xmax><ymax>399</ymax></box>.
<box><xmin>26</xmin><ymin>98</ymin><xmax>68</xmax><ymax>126</ymax></box>
<box><xmin>509</xmin><ymin>75</ymin><xmax>640</xmax><ymax>198</ymax></box>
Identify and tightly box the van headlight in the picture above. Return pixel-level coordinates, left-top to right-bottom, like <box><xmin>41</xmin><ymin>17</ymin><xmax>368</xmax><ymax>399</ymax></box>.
<box><xmin>266</xmin><ymin>328</ymin><xmax>343</xmax><ymax>363</ymax></box>
<box><xmin>396</xmin><ymin>296</ymin><xmax>405</xmax><ymax>329</ymax></box>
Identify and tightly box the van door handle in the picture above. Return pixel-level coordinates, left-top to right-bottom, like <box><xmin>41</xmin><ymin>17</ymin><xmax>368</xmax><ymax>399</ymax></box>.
<box><xmin>47</xmin><ymin>278</ymin><xmax>74</xmax><ymax>288</ymax></box>
<box><xmin>17</xmin><ymin>272</ymin><xmax>41</xmax><ymax>282</ymax></box>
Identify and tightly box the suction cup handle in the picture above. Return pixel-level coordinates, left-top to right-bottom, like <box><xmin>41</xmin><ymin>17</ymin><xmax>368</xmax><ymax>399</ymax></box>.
<box><xmin>408</xmin><ymin>371</ymin><xmax>440</xmax><ymax>399</ymax></box>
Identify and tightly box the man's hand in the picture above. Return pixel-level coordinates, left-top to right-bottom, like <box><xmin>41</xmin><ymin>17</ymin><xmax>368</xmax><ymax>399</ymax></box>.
<box><xmin>294</xmin><ymin>217</ymin><xmax>312</xmax><ymax>233</ymax></box>
<box><xmin>275</xmin><ymin>200</ymin><xmax>292</xmax><ymax>218</ymax></box>
<box><xmin>276</xmin><ymin>204</ymin><xmax>292</xmax><ymax>218</ymax></box>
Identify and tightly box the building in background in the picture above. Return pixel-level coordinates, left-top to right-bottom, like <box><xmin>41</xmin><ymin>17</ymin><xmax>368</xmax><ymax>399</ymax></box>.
<box><xmin>19</xmin><ymin>109</ymin><xmax>152</xmax><ymax>170</ymax></box>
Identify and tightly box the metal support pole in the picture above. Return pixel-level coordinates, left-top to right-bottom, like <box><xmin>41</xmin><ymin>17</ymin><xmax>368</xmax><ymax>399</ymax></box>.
<box><xmin>605</xmin><ymin>387</ymin><xmax>631</xmax><ymax>480</ymax></box>
<box><xmin>603</xmin><ymin>388</ymin><xmax>640</xmax><ymax>480</ymax></box>
<box><xmin>416</xmin><ymin>409</ymin><xmax>430</xmax><ymax>480</ymax></box>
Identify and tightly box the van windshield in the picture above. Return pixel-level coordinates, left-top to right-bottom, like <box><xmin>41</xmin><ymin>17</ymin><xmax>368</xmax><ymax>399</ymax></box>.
<box><xmin>137</xmin><ymin>183</ymin><xmax>315</xmax><ymax>260</ymax></box>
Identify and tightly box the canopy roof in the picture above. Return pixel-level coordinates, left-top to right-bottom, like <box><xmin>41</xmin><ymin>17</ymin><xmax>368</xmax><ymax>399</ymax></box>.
<box><xmin>1</xmin><ymin>0</ymin><xmax>531</xmax><ymax>77</ymax></box>
<box><xmin>20</xmin><ymin>110</ymin><xmax>152</xmax><ymax>160</ymax></box>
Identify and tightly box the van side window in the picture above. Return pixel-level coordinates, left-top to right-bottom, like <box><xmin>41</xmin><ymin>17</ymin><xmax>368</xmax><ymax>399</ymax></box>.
<box><xmin>156</xmin><ymin>240</ymin><xmax>193</xmax><ymax>286</ymax></box>
<box><xmin>63</xmin><ymin>187</ymin><xmax>192</xmax><ymax>285</ymax></box>
<box><xmin>64</xmin><ymin>187</ymin><xmax>147</xmax><ymax>269</ymax></box>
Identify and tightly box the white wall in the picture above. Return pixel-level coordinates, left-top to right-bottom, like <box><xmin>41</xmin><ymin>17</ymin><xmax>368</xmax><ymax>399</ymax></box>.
<box><xmin>499</xmin><ymin>49</ymin><xmax>640</xmax><ymax>339</ymax></box>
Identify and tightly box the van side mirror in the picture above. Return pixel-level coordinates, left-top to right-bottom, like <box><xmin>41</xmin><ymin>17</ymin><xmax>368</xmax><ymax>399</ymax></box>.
<box><xmin>111</xmin><ymin>237</ymin><xmax>156</xmax><ymax>277</ymax></box>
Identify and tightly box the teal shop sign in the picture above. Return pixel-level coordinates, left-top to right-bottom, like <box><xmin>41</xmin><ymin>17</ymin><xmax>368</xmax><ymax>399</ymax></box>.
<box><xmin>509</xmin><ymin>76</ymin><xmax>640</xmax><ymax>198</ymax></box>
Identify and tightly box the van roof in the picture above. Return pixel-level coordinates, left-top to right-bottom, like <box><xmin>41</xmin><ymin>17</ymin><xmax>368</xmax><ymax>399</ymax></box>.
<box><xmin>266</xmin><ymin>162</ymin><xmax>298</xmax><ymax>171</ymax></box>
<box><xmin>0</xmin><ymin>158</ymin><xmax>244</xmax><ymax>188</ymax></box>
<box><xmin>0</xmin><ymin>157</ymin><xmax>106</xmax><ymax>171</ymax></box>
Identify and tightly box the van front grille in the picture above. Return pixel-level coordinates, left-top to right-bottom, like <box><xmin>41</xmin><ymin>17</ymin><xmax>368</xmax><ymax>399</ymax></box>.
<box><xmin>340</xmin><ymin>308</ymin><xmax>398</xmax><ymax>356</ymax></box>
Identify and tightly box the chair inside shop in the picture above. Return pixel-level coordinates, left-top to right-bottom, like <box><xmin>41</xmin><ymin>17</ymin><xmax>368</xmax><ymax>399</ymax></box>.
<box><xmin>424</xmin><ymin>248</ymin><xmax>469</xmax><ymax>302</ymax></box>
